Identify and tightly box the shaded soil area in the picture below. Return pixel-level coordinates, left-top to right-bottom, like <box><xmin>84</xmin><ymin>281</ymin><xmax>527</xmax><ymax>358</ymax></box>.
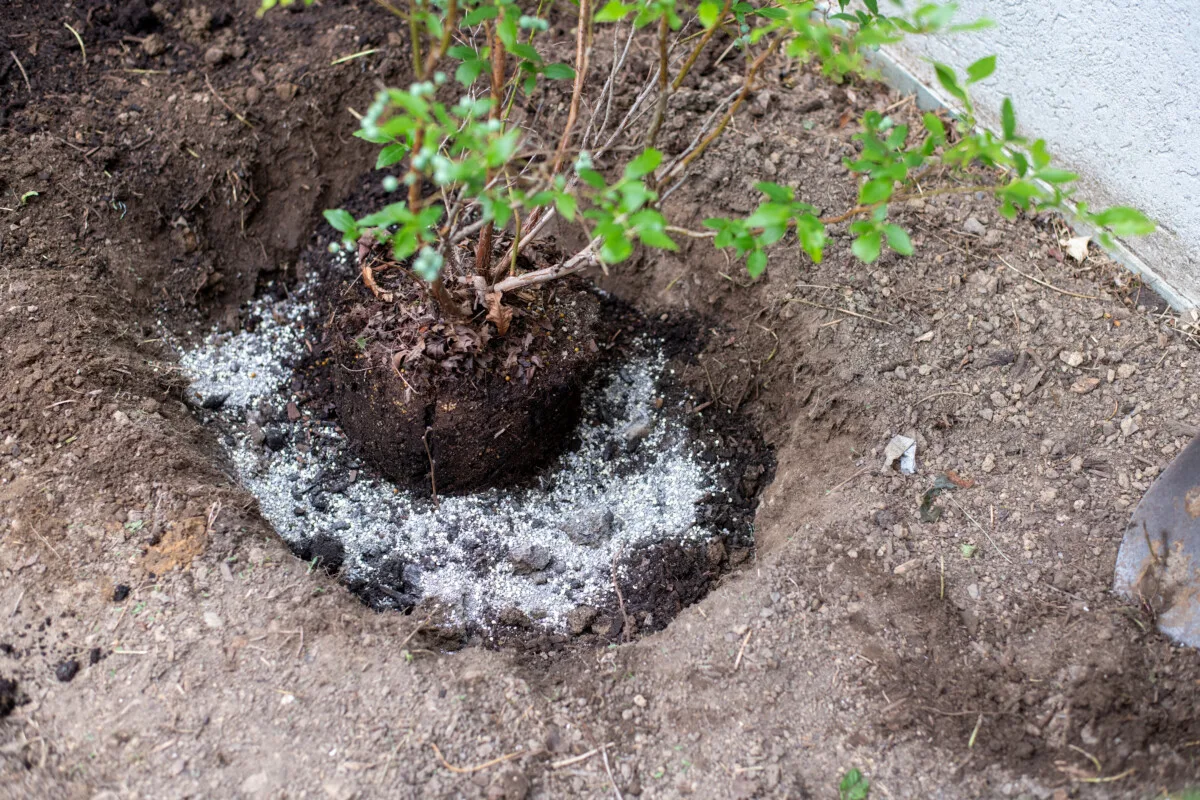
<box><xmin>2</xmin><ymin>0</ymin><xmax>1200</xmax><ymax>798</ymax></box>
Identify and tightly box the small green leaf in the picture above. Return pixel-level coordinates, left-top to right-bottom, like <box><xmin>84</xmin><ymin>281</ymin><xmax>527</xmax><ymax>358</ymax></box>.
<box><xmin>755</xmin><ymin>182</ymin><xmax>793</xmax><ymax>203</ymax></box>
<box><xmin>594</xmin><ymin>0</ymin><xmax>631</xmax><ymax>22</ymax></box>
<box><xmin>746</xmin><ymin>249</ymin><xmax>767</xmax><ymax>278</ymax></box>
<box><xmin>577</xmin><ymin>168</ymin><xmax>607</xmax><ymax>190</ymax></box>
<box><xmin>1036</xmin><ymin>167</ymin><xmax>1078</xmax><ymax>184</ymax></box>
<box><xmin>884</xmin><ymin>224</ymin><xmax>914</xmax><ymax>256</ymax></box>
<box><xmin>932</xmin><ymin>62</ymin><xmax>968</xmax><ymax>105</ymax></box>
<box><xmin>1093</xmin><ymin>206</ymin><xmax>1156</xmax><ymax>236</ymax></box>
<box><xmin>697</xmin><ymin>0</ymin><xmax>721</xmax><ymax>28</ymax></box>
<box><xmin>555</xmin><ymin>193</ymin><xmax>577</xmax><ymax>221</ymax></box>
<box><xmin>1000</xmin><ymin>97</ymin><xmax>1017</xmax><ymax>140</ymax></box>
<box><xmin>323</xmin><ymin>209</ymin><xmax>357</xmax><ymax>233</ymax></box>
<box><xmin>851</xmin><ymin>231</ymin><xmax>882</xmax><ymax>263</ymax></box>
<box><xmin>859</xmin><ymin>178</ymin><xmax>893</xmax><ymax>205</ymax></box>
<box><xmin>922</xmin><ymin>112</ymin><xmax>945</xmax><ymax>141</ymax></box>
<box><xmin>965</xmin><ymin>54</ymin><xmax>996</xmax><ymax>84</ymax></box>
<box><xmin>19</xmin><ymin>190</ymin><xmax>38</xmax><ymax>205</ymax></box>
<box><xmin>625</xmin><ymin>148</ymin><xmax>663</xmax><ymax>179</ymax></box>
<box><xmin>375</xmin><ymin>143</ymin><xmax>409</xmax><ymax>169</ymax></box>
<box><xmin>638</xmin><ymin>227</ymin><xmax>678</xmax><ymax>250</ymax></box>
<box><xmin>463</xmin><ymin>5</ymin><xmax>499</xmax><ymax>25</ymax></box>
<box><xmin>600</xmin><ymin>232</ymin><xmax>634</xmax><ymax>263</ymax></box>
<box><xmin>542</xmin><ymin>63</ymin><xmax>575</xmax><ymax>80</ymax></box>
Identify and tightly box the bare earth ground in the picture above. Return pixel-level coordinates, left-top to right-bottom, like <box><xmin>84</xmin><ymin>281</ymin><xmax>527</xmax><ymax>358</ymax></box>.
<box><xmin>3</xmin><ymin>2</ymin><xmax>1200</xmax><ymax>798</ymax></box>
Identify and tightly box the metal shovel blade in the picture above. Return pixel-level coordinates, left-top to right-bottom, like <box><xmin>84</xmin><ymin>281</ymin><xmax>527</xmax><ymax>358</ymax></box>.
<box><xmin>1113</xmin><ymin>435</ymin><xmax>1200</xmax><ymax>647</ymax></box>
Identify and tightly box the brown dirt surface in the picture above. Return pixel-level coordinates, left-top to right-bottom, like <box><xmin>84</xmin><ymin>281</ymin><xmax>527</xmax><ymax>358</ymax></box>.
<box><xmin>3</xmin><ymin>1</ymin><xmax>1200</xmax><ymax>798</ymax></box>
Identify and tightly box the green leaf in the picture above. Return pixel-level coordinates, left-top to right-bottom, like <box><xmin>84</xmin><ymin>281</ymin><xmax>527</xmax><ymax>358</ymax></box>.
<box><xmin>1030</xmin><ymin>139</ymin><xmax>1051</xmax><ymax>169</ymax></box>
<box><xmin>1000</xmin><ymin>97</ymin><xmax>1016</xmax><ymax>140</ymax></box>
<box><xmin>463</xmin><ymin>5</ymin><xmax>499</xmax><ymax>24</ymax></box>
<box><xmin>922</xmin><ymin>112</ymin><xmax>945</xmax><ymax>142</ymax></box>
<box><xmin>755</xmin><ymin>182</ymin><xmax>794</xmax><ymax>203</ymax></box>
<box><xmin>1093</xmin><ymin>206</ymin><xmax>1156</xmax><ymax>236</ymax></box>
<box><xmin>375</xmin><ymin>143</ymin><xmax>409</xmax><ymax>169</ymax></box>
<box><xmin>746</xmin><ymin>249</ymin><xmax>767</xmax><ymax>278</ymax></box>
<box><xmin>851</xmin><ymin>230</ymin><xmax>882</xmax><ymax>263</ymax></box>
<box><xmin>578</xmin><ymin>168</ymin><xmax>607</xmax><ymax>190</ymax></box>
<box><xmin>594</xmin><ymin>0</ymin><xmax>631</xmax><ymax>22</ymax></box>
<box><xmin>638</xmin><ymin>227</ymin><xmax>678</xmax><ymax>250</ymax></box>
<box><xmin>965</xmin><ymin>54</ymin><xmax>996</xmax><ymax>84</ymax></box>
<box><xmin>697</xmin><ymin>0</ymin><xmax>720</xmax><ymax>28</ymax></box>
<box><xmin>1036</xmin><ymin>167</ymin><xmax>1078</xmax><ymax>184</ymax></box>
<box><xmin>555</xmin><ymin>193</ymin><xmax>577</xmax><ymax>221</ymax></box>
<box><xmin>625</xmin><ymin>148</ymin><xmax>663</xmax><ymax>179</ymax></box>
<box><xmin>932</xmin><ymin>62</ymin><xmax>968</xmax><ymax>105</ymax></box>
<box><xmin>542</xmin><ymin>63</ymin><xmax>576</xmax><ymax>80</ymax></box>
<box><xmin>859</xmin><ymin>178</ymin><xmax>893</xmax><ymax>205</ymax></box>
<box><xmin>795</xmin><ymin>214</ymin><xmax>827</xmax><ymax>263</ymax></box>
<box><xmin>599</xmin><ymin>232</ymin><xmax>634</xmax><ymax>263</ymax></box>
<box><xmin>323</xmin><ymin>209</ymin><xmax>357</xmax><ymax>233</ymax></box>
<box><xmin>884</xmin><ymin>224</ymin><xmax>914</xmax><ymax>256</ymax></box>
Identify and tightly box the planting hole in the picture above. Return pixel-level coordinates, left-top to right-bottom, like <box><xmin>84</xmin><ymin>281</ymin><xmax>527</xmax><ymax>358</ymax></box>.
<box><xmin>178</xmin><ymin>256</ymin><xmax>769</xmax><ymax>645</ymax></box>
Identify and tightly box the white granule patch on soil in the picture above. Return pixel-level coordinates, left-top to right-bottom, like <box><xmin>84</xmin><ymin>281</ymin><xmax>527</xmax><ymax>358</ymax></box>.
<box><xmin>177</xmin><ymin>284</ymin><xmax>732</xmax><ymax>632</ymax></box>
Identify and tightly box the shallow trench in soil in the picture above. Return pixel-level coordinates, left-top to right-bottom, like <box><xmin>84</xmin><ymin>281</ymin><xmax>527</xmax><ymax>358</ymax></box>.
<box><xmin>176</xmin><ymin>253</ymin><xmax>770</xmax><ymax>644</ymax></box>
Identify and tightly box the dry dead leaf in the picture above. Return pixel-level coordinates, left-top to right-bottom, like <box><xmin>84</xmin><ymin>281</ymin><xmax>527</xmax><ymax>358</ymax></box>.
<box><xmin>1062</xmin><ymin>235</ymin><xmax>1090</xmax><ymax>263</ymax></box>
<box><xmin>485</xmin><ymin>292</ymin><xmax>513</xmax><ymax>336</ymax></box>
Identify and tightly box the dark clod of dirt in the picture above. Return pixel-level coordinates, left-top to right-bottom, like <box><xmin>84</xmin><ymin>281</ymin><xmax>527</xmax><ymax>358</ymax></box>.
<box><xmin>0</xmin><ymin>677</ymin><xmax>17</xmax><ymax>718</ymax></box>
<box><xmin>55</xmin><ymin>660</ymin><xmax>80</xmax><ymax>683</ymax></box>
<box><xmin>112</xmin><ymin>584</ymin><xmax>131</xmax><ymax>602</ymax></box>
<box><xmin>298</xmin><ymin>532</ymin><xmax>346</xmax><ymax>575</ymax></box>
<box><xmin>89</xmin><ymin>647</ymin><xmax>103</xmax><ymax>666</ymax></box>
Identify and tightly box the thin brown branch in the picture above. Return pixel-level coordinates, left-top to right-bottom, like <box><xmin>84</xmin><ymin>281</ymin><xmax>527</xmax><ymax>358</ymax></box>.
<box><xmin>549</xmin><ymin>0</ymin><xmax>592</xmax><ymax>175</ymax></box>
<box><xmin>644</xmin><ymin>15</ymin><xmax>670</xmax><ymax>148</ymax></box>
<box><xmin>672</xmin><ymin>0</ymin><xmax>730</xmax><ymax>90</ymax></box>
<box><xmin>661</xmin><ymin>38</ymin><xmax>780</xmax><ymax>190</ymax></box>
<box><xmin>421</xmin><ymin>0</ymin><xmax>457</xmax><ymax>76</ymax></box>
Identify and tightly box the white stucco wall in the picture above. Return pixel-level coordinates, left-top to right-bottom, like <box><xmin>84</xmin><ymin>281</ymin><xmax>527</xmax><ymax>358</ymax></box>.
<box><xmin>879</xmin><ymin>1</ymin><xmax>1200</xmax><ymax>308</ymax></box>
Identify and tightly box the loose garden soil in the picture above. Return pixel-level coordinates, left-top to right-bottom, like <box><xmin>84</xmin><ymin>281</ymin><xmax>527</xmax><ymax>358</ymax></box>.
<box><xmin>3</xmin><ymin>1</ymin><xmax>1200</xmax><ymax>797</ymax></box>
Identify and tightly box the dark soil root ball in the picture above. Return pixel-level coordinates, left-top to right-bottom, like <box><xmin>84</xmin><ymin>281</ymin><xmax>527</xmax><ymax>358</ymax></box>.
<box><xmin>329</xmin><ymin>282</ymin><xmax>606</xmax><ymax>494</ymax></box>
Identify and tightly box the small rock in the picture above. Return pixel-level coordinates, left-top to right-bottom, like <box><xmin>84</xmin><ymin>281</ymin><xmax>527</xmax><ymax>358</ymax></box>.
<box><xmin>112</xmin><ymin>584</ymin><xmax>131</xmax><ymax>602</ymax></box>
<box><xmin>201</xmin><ymin>392</ymin><xmax>229</xmax><ymax>410</ymax></box>
<box><xmin>55</xmin><ymin>660</ymin><xmax>80</xmax><ymax>683</ymax></box>
<box><xmin>245</xmin><ymin>85</ymin><xmax>262</xmax><ymax>105</ymax></box>
<box><xmin>893</xmin><ymin>558</ymin><xmax>922</xmax><ymax>575</ymax></box>
<box><xmin>705</xmin><ymin>538</ymin><xmax>727</xmax><ymax>566</ymax></box>
<box><xmin>487</xmin><ymin>769</ymin><xmax>530</xmax><ymax>800</ymax></box>
<box><xmin>962</xmin><ymin>217</ymin><xmax>987</xmax><ymax>236</ymax></box>
<box><xmin>633</xmin><ymin>694</ymin><xmax>647</xmax><ymax>708</ymax></box>
<box><xmin>1070</xmin><ymin>377</ymin><xmax>1100</xmax><ymax>394</ymax></box>
<box><xmin>509</xmin><ymin>543</ymin><xmax>551</xmax><ymax>574</ymax></box>
<box><xmin>141</xmin><ymin>33</ymin><xmax>166</xmax><ymax>56</ymax></box>
<box><xmin>566</xmin><ymin>605</ymin><xmax>599</xmax><ymax>635</ymax></box>
<box><xmin>264</xmin><ymin>427</ymin><xmax>288</xmax><ymax>451</ymax></box>
<box><xmin>275</xmin><ymin>82</ymin><xmax>299</xmax><ymax>102</ymax></box>
<box><xmin>113</xmin><ymin>409</ymin><xmax>132</xmax><ymax>426</ymax></box>
<box><xmin>246</xmin><ymin>422</ymin><xmax>266</xmax><ymax>446</ymax></box>
<box><xmin>966</xmin><ymin>583</ymin><xmax>980</xmax><ymax>600</ymax></box>
<box><xmin>990</xmin><ymin>391</ymin><xmax>1008</xmax><ymax>408</ymax></box>
<box><xmin>1116</xmin><ymin>363</ymin><xmax>1137</xmax><ymax>379</ymax></box>
<box><xmin>1059</xmin><ymin>351</ymin><xmax>1085</xmax><ymax>368</ymax></box>
<box><xmin>1120</xmin><ymin>417</ymin><xmax>1139</xmax><ymax>437</ymax></box>
<box><xmin>203</xmin><ymin>611</ymin><xmax>224</xmax><ymax>629</ymax></box>
<box><xmin>981</xmin><ymin>453</ymin><xmax>996</xmax><ymax>473</ymax></box>
<box><xmin>203</xmin><ymin>46</ymin><xmax>228</xmax><ymax>65</ymax></box>
<box><xmin>620</xmin><ymin>415</ymin><xmax>653</xmax><ymax>449</ymax></box>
